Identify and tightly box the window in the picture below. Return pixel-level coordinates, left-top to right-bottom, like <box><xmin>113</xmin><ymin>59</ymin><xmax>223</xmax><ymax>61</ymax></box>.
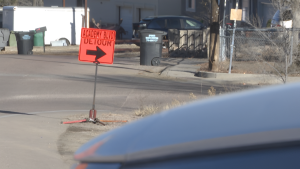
<box><xmin>148</xmin><ymin>19</ymin><xmax>166</xmax><ymax>29</ymax></box>
<box><xmin>186</xmin><ymin>0</ymin><xmax>196</xmax><ymax>12</ymax></box>
<box><xmin>182</xmin><ymin>19</ymin><xmax>202</xmax><ymax>29</ymax></box>
<box><xmin>167</xmin><ymin>18</ymin><xmax>181</xmax><ymax>29</ymax></box>
<box><xmin>188</xmin><ymin>0</ymin><xmax>192</xmax><ymax>8</ymax></box>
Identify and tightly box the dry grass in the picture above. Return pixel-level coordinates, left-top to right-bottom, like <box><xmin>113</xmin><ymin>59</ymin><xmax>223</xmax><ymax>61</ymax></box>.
<box><xmin>135</xmin><ymin>93</ymin><xmax>199</xmax><ymax>117</ymax></box>
<box><xmin>208</xmin><ymin>86</ymin><xmax>216</xmax><ymax>96</ymax></box>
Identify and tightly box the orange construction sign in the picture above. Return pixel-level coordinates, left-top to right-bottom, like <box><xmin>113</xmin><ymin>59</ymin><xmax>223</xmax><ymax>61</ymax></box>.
<box><xmin>79</xmin><ymin>28</ymin><xmax>116</xmax><ymax>64</ymax></box>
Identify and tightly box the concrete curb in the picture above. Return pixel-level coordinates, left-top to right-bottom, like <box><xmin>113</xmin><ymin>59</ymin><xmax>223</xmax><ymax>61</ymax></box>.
<box><xmin>195</xmin><ymin>71</ymin><xmax>267</xmax><ymax>79</ymax></box>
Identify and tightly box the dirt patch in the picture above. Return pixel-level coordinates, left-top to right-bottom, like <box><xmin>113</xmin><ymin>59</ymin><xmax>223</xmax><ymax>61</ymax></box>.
<box><xmin>57</xmin><ymin>113</ymin><xmax>142</xmax><ymax>167</ymax></box>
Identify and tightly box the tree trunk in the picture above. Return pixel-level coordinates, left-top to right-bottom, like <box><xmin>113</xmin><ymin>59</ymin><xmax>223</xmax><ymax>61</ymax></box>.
<box><xmin>32</xmin><ymin>0</ymin><xmax>37</xmax><ymax>6</ymax></box>
<box><xmin>292</xmin><ymin>1</ymin><xmax>300</xmax><ymax>45</ymax></box>
<box><xmin>209</xmin><ymin>0</ymin><xmax>220</xmax><ymax>71</ymax></box>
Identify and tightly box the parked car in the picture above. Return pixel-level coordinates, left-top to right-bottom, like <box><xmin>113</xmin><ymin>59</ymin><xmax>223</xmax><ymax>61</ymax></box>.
<box><xmin>73</xmin><ymin>83</ymin><xmax>300</xmax><ymax>169</ymax></box>
<box><xmin>271</xmin><ymin>8</ymin><xmax>293</xmax><ymax>28</ymax></box>
<box><xmin>138</xmin><ymin>16</ymin><xmax>205</xmax><ymax>38</ymax></box>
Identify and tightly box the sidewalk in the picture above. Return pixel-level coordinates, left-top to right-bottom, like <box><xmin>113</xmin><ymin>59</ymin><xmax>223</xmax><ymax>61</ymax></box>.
<box><xmin>157</xmin><ymin>58</ymin><xmax>300</xmax><ymax>85</ymax></box>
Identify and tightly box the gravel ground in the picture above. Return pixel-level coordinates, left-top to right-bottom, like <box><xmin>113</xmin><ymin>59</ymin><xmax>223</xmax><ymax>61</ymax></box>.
<box><xmin>57</xmin><ymin>113</ymin><xmax>142</xmax><ymax>166</ymax></box>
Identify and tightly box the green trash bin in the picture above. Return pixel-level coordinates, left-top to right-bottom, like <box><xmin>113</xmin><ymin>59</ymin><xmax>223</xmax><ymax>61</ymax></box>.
<box><xmin>9</xmin><ymin>31</ymin><xmax>17</xmax><ymax>46</ymax></box>
<box><xmin>30</xmin><ymin>30</ymin><xmax>44</xmax><ymax>46</ymax></box>
<box><xmin>34</xmin><ymin>32</ymin><xmax>44</xmax><ymax>46</ymax></box>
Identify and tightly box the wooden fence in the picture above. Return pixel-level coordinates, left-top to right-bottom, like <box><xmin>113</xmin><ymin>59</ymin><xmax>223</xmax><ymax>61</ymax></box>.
<box><xmin>167</xmin><ymin>28</ymin><xmax>210</xmax><ymax>58</ymax></box>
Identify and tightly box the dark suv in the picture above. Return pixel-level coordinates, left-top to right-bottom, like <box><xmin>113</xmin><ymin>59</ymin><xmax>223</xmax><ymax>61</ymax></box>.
<box><xmin>136</xmin><ymin>16</ymin><xmax>205</xmax><ymax>38</ymax></box>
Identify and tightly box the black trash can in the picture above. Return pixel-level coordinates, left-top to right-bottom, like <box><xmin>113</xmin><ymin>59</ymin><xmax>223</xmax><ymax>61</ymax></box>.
<box><xmin>15</xmin><ymin>31</ymin><xmax>34</xmax><ymax>55</ymax></box>
<box><xmin>139</xmin><ymin>29</ymin><xmax>166</xmax><ymax>66</ymax></box>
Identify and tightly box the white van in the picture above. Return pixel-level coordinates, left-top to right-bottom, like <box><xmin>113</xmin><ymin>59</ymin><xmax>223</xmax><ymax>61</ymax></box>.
<box><xmin>3</xmin><ymin>6</ymin><xmax>90</xmax><ymax>45</ymax></box>
<box><xmin>0</xmin><ymin>7</ymin><xmax>3</xmax><ymax>28</ymax></box>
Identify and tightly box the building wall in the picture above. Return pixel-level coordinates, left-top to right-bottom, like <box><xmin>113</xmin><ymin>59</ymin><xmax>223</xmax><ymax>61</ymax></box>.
<box><xmin>158</xmin><ymin>0</ymin><xmax>181</xmax><ymax>16</ymax></box>
<box><xmin>44</xmin><ymin>0</ymin><xmax>180</xmax><ymax>25</ymax></box>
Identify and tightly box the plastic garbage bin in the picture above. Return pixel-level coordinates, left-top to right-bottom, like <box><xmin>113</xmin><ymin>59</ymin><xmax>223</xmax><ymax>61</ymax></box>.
<box><xmin>139</xmin><ymin>29</ymin><xmax>167</xmax><ymax>66</ymax></box>
<box><xmin>9</xmin><ymin>31</ymin><xmax>17</xmax><ymax>46</ymax></box>
<box><xmin>0</xmin><ymin>28</ymin><xmax>10</xmax><ymax>50</ymax></box>
<box><xmin>29</xmin><ymin>30</ymin><xmax>44</xmax><ymax>46</ymax></box>
<box><xmin>15</xmin><ymin>31</ymin><xmax>34</xmax><ymax>55</ymax></box>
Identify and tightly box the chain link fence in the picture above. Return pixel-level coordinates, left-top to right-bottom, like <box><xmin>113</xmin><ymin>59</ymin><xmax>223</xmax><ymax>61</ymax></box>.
<box><xmin>220</xmin><ymin>27</ymin><xmax>300</xmax><ymax>82</ymax></box>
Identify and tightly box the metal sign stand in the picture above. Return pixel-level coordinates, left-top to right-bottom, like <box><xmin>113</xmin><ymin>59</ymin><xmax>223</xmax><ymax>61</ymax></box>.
<box><xmin>61</xmin><ymin>61</ymin><xmax>128</xmax><ymax>125</ymax></box>
<box><xmin>88</xmin><ymin>62</ymin><xmax>105</xmax><ymax>126</ymax></box>
<box><xmin>228</xmin><ymin>1</ymin><xmax>239</xmax><ymax>74</ymax></box>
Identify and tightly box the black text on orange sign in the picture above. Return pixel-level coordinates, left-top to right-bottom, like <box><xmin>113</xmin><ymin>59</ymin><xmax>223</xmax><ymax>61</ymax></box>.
<box><xmin>81</xmin><ymin>29</ymin><xmax>115</xmax><ymax>40</ymax></box>
<box><xmin>82</xmin><ymin>38</ymin><xmax>113</xmax><ymax>46</ymax></box>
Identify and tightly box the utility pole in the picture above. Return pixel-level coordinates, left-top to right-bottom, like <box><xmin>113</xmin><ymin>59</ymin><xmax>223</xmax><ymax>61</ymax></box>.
<box><xmin>63</xmin><ymin>0</ymin><xmax>65</xmax><ymax>7</ymax></box>
<box><xmin>85</xmin><ymin>0</ymin><xmax>88</xmax><ymax>28</ymax></box>
<box><xmin>209</xmin><ymin>0</ymin><xmax>220</xmax><ymax>71</ymax></box>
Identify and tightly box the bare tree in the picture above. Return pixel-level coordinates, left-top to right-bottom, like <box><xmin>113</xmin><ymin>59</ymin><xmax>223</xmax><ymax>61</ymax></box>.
<box><xmin>32</xmin><ymin>0</ymin><xmax>43</xmax><ymax>6</ymax></box>
<box><xmin>0</xmin><ymin>0</ymin><xmax>43</xmax><ymax>6</ymax></box>
<box><xmin>272</xmin><ymin>0</ymin><xmax>300</xmax><ymax>28</ymax></box>
<box><xmin>209</xmin><ymin>0</ymin><xmax>220</xmax><ymax>71</ymax></box>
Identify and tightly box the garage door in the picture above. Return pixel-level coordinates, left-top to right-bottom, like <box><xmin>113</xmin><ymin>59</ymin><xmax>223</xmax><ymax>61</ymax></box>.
<box><xmin>120</xmin><ymin>6</ymin><xmax>133</xmax><ymax>39</ymax></box>
<box><xmin>141</xmin><ymin>9</ymin><xmax>155</xmax><ymax>20</ymax></box>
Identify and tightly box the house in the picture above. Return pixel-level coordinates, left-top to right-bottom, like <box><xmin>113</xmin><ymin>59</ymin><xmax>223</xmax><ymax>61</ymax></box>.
<box><xmin>181</xmin><ymin>0</ymin><xmax>277</xmax><ymax>28</ymax></box>
<box><xmin>225</xmin><ymin>0</ymin><xmax>277</xmax><ymax>27</ymax></box>
<box><xmin>43</xmin><ymin>0</ymin><xmax>181</xmax><ymax>39</ymax></box>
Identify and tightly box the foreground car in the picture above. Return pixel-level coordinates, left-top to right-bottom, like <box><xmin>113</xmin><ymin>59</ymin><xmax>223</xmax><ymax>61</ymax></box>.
<box><xmin>73</xmin><ymin>83</ymin><xmax>300</xmax><ymax>169</ymax></box>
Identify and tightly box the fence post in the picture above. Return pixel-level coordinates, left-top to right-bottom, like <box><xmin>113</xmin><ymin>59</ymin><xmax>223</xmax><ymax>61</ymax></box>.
<box><xmin>228</xmin><ymin>1</ymin><xmax>239</xmax><ymax>74</ymax></box>
<box><xmin>220</xmin><ymin>0</ymin><xmax>227</xmax><ymax>62</ymax></box>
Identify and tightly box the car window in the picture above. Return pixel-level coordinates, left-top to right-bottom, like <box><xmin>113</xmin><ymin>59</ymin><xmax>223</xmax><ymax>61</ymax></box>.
<box><xmin>140</xmin><ymin>20</ymin><xmax>151</xmax><ymax>29</ymax></box>
<box><xmin>148</xmin><ymin>19</ymin><xmax>166</xmax><ymax>29</ymax></box>
<box><xmin>182</xmin><ymin>19</ymin><xmax>201</xmax><ymax>29</ymax></box>
<box><xmin>167</xmin><ymin>18</ymin><xmax>181</xmax><ymax>29</ymax></box>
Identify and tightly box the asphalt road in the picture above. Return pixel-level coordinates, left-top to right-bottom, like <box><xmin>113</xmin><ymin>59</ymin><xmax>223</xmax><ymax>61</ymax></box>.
<box><xmin>0</xmin><ymin>53</ymin><xmax>246</xmax><ymax>169</ymax></box>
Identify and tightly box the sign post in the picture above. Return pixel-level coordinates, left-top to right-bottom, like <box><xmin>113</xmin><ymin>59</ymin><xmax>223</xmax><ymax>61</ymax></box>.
<box><xmin>62</xmin><ymin>28</ymin><xmax>128</xmax><ymax>125</ymax></box>
<box><xmin>82</xmin><ymin>28</ymin><xmax>115</xmax><ymax>125</ymax></box>
<box><xmin>228</xmin><ymin>2</ymin><xmax>242</xmax><ymax>74</ymax></box>
<box><xmin>64</xmin><ymin>28</ymin><xmax>115</xmax><ymax>125</ymax></box>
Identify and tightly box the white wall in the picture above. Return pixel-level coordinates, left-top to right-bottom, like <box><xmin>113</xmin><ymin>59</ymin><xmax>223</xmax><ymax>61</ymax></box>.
<box><xmin>43</xmin><ymin>0</ymin><xmax>180</xmax><ymax>25</ymax></box>
<box><xmin>42</xmin><ymin>0</ymin><xmax>181</xmax><ymax>39</ymax></box>
<box><xmin>0</xmin><ymin>8</ymin><xmax>3</xmax><ymax>28</ymax></box>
